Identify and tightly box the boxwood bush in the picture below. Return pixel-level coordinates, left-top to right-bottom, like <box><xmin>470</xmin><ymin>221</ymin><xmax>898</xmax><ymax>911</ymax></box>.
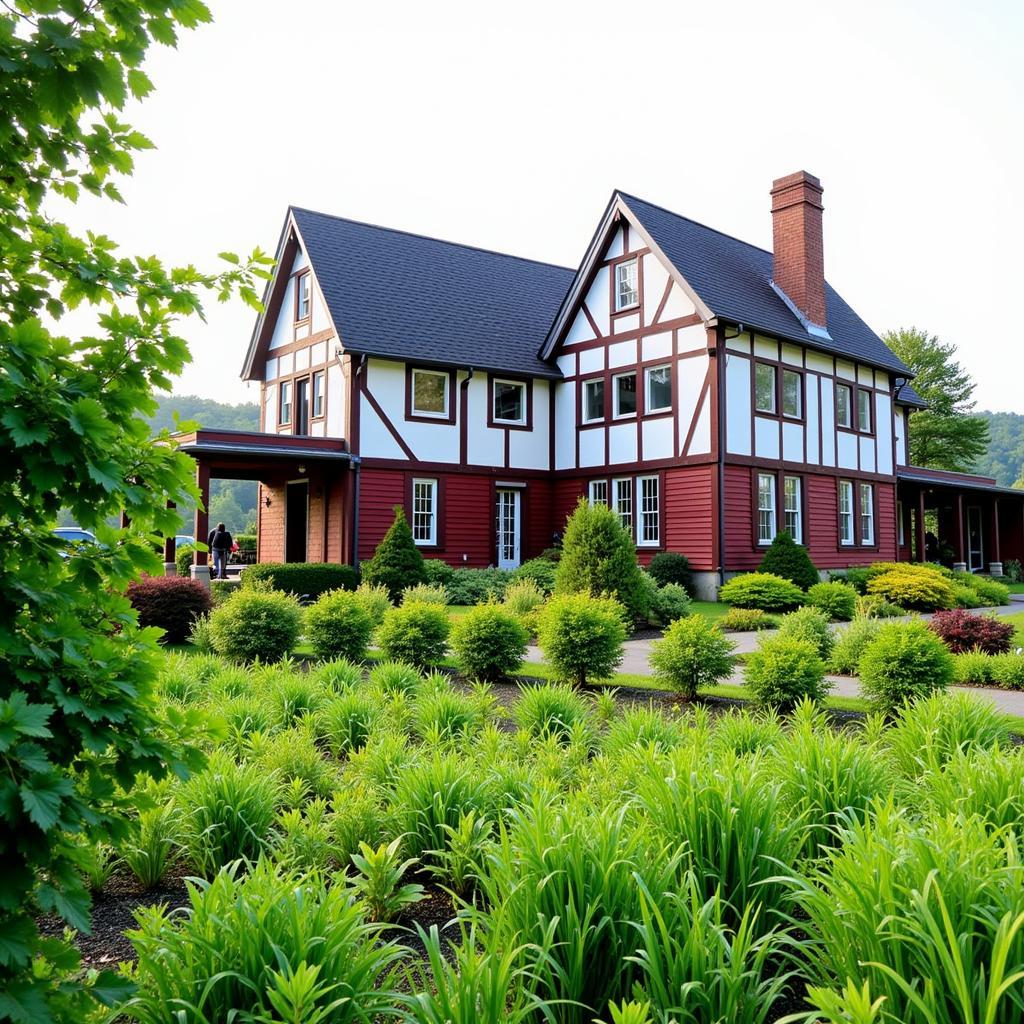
<box><xmin>646</xmin><ymin>551</ymin><xmax>693</xmax><ymax>595</ymax></box>
<box><xmin>718</xmin><ymin>572</ymin><xmax>805</xmax><ymax>612</ymax></box>
<box><xmin>176</xmin><ymin>543</ymin><xmax>195</xmax><ymax>577</ymax></box>
<box><xmin>127</xmin><ymin>575</ymin><xmax>212</xmax><ymax>644</ymax></box>
<box><xmin>858</xmin><ymin>621</ymin><xmax>955</xmax><ymax>715</ymax></box>
<box><xmin>807</xmin><ymin>580</ymin><xmax>858</xmax><ymax>621</ymax></box>
<box><xmin>743</xmin><ymin>634</ymin><xmax>828</xmax><ymax>711</ymax></box>
<box><xmin>375</xmin><ymin>601</ymin><xmax>451</xmax><ymax>668</ymax></box>
<box><xmin>536</xmin><ymin>592</ymin><xmax>627</xmax><ymax>687</ymax></box>
<box><xmin>756</xmin><ymin>530</ymin><xmax>820</xmax><ymax>590</ymax></box>
<box><xmin>650</xmin><ymin>615</ymin><xmax>735</xmax><ymax>699</ymax></box>
<box><xmin>242</xmin><ymin>562</ymin><xmax>357</xmax><ymax>600</ymax></box>
<box><xmin>304</xmin><ymin>589</ymin><xmax>375</xmax><ymax>662</ymax></box>
<box><xmin>444</xmin><ymin>567</ymin><xmax>511</xmax><ymax>605</ymax></box>
<box><xmin>208</xmin><ymin>587</ymin><xmax>302</xmax><ymax>663</ymax></box>
<box><xmin>449</xmin><ymin>603</ymin><xmax>529</xmax><ymax>681</ymax></box>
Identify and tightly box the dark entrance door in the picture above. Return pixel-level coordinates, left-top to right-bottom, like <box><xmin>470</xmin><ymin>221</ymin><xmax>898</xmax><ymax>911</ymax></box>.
<box><xmin>285</xmin><ymin>481</ymin><xmax>308</xmax><ymax>563</ymax></box>
<box><xmin>294</xmin><ymin>378</ymin><xmax>310</xmax><ymax>436</ymax></box>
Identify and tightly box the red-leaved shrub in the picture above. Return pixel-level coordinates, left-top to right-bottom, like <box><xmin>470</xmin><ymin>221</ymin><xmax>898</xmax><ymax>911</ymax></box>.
<box><xmin>928</xmin><ymin>608</ymin><xmax>1014</xmax><ymax>655</ymax></box>
<box><xmin>127</xmin><ymin>576</ymin><xmax>213</xmax><ymax>644</ymax></box>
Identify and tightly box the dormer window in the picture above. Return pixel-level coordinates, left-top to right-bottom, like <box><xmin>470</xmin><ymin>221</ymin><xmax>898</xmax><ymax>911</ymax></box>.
<box><xmin>615</xmin><ymin>259</ymin><xmax>639</xmax><ymax>311</ymax></box>
<box><xmin>295</xmin><ymin>271</ymin><xmax>311</xmax><ymax>322</ymax></box>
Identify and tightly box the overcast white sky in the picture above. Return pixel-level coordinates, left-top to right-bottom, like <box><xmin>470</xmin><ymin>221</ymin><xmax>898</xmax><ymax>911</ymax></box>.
<box><xmin>57</xmin><ymin>0</ymin><xmax>1024</xmax><ymax>411</ymax></box>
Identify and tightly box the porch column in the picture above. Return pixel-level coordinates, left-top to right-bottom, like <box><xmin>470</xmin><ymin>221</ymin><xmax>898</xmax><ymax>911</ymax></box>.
<box><xmin>991</xmin><ymin>498</ymin><xmax>1003</xmax><ymax>577</ymax></box>
<box><xmin>163</xmin><ymin>501</ymin><xmax>177</xmax><ymax>576</ymax></box>
<box><xmin>952</xmin><ymin>493</ymin><xmax>967</xmax><ymax>573</ymax></box>
<box><xmin>915</xmin><ymin>489</ymin><xmax>926</xmax><ymax>563</ymax></box>
<box><xmin>191</xmin><ymin>462</ymin><xmax>211</xmax><ymax>590</ymax></box>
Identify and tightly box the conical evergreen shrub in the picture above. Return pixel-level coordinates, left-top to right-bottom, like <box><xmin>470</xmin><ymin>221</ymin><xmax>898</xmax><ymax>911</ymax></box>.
<box><xmin>362</xmin><ymin>506</ymin><xmax>427</xmax><ymax>600</ymax></box>
<box><xmin>757</xmin><ymin>530</ymin><xmax>820</xmax><ymax>590</ymax></box>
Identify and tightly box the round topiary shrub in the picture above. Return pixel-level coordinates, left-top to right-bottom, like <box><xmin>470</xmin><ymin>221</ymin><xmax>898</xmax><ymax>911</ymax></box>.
<box><xmin>650</xmin><ymin>615</ymin><xmax>735</xmax><ymax>699</ymax></box>
<box><xmin>649</xmin><ymin>582</ymin><xmax>692</xmax><ymax>625</ymax></box>
<box><xmin>807</xmin><ymin>581</ymin><xmax>858</xmax><ymax>622</ymax></box>
<box><xmin>646</xmin><ymin>552</ymin><xmax>693</xmax><ymax>595</ymax></box>
<box><xmin>744</xmin><ymin>634</ymin><xmax>828</xmax><ymax>711</ymax></box>
<box><xmin>304</xmin><ymin>589</ymin><xmax>374</xmax><ymax>662</ymax></box>
<box><xmin>777</xmin><ymin>606</ymin><xmax>835</xmax><ymax>661</ymax></box>
<box><xmin>718</xmin><ymin>572</ymin><xmax>805</xmax><ymax>612</ymax></box>
<box><xmin>866</xmin><ymin>566</ymin><xmax>954</xmax><ymax>612</ymax></box>
<box><xmin>127</xmin><ymin>575</ymin><xmax>212</xmax><ymax>644</ymax></box>
<box><xmin>208</xmin><ymin>587</ymin><xmax>302</xmax><ymax>663</ymax></box>
<box><xmin>858</xmin><ymin>621</ymin><xmax>955</xmax><ymax>715</ymax></box>
<box><xmin>375</xmin><ymin>601</ymin><xmax>451</xmax><ymax>668</ymax></box>
<box><xmin>928</xmin><ymin>609</ymin><xmax>1014</xmax><ymax>655</ymax></box>
<box><xmin>757</xmin><ymin>530</ymin><xmax>820</xmax><ymax>590</ymax></box>
<box><xmin>449</xmin><ymin>603</ymin><xmax>529</xmax><ymax>681</ymax></box>
<box><xmin>361</xmin><ymin>506</ymin><xmax>427</xmax><ymax>600</ymax></box>
<box><xmin>536</xmin><ymin>592</ymin><xmax>627</xmax><ymax>687</ymax></box>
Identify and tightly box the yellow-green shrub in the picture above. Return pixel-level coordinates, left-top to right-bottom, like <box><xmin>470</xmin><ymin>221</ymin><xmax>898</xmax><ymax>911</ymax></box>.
<box><xmin>866</xmin><ymin>566</ymin><xmax>955</xmax><ymax>612</ymax></box>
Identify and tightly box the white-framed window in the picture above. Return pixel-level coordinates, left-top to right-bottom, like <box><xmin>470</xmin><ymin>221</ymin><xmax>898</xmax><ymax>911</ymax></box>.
<box><xmin>411</xmin><ymin>478</ymin><xmax>438</xmax><ymax>546</ymax></box>
<box><xmin>295</xmin><ymin>271</ymin><xmax>311</xmax><ymax>321</ymax></box>
<box><xmin>857</xmin><ymin>389</ymin><xmax>873</xmax><ymax>433</ymax></box>
<box><xmin>411</xmin><ymin>368</ymin><xmax>449</xmax><ymax>418</ymax></box>
<box><xmin>755</xmin><ymin>363</ymin><xmax>776</xmax><ymax>413</ymax></box>
<box><xmin>784</xmin><ymin>475</ymin><xmax>802</xmax><ymax>543</ymax></box>
<box><xmin>312</xmin><ymin>370</ymin><xmax>325</xmax><ymax>418</ymax></box>
<box><xmin>838</xmin><ymin>480</ymin><xmax>854</xmax><ymax>545</ymax></box>
<box><xmin>836</xmin><ymin>383</ymin><xmax>853</xmax><ymax>429</ymax></box>
<box><xmin>757</xmin><ymin>472</ymin><xmax>776</xmax><ymax>545</ymax></box>
<box><xmin>614</xmin><ymin>477</ymin><xmax>633</xmax><ymax>533</ymax></box>
<box><xmin>588</xmin><ymin>479</ymin><xmax>608</xmax><ymax>506</ymax></box>
<box><xmin>613</xmin><ymin>371</ymin><xmax>637</xmax><ymax>418</ymax></box>
<box><xmin>859</xmin><ymin>483</ymin><xmax>874</xmax><ymax>545</ymax></box>
<box><xmin>492</xmin><ymin>379</ymin><xmax>526</xmax><ymax>424</ymax></box>
<box><xmin>583</xmin><ymin>378</ymin><xmax>605</xmax><ymax>423</ymax></box>
<box><xmin>645</xmin><ymin>365</ymin><xmax>672</xmax><ymax>413</ymax></box>
<box><xmin>279</xmin><ymin>380</ymin><xmax>292</xmax><ymax>424</ymax></box>
<box><xmin>614</xmin><ymin>258</ymin><xmax>638</xmax><ymax>311</ymax></box>
<box><xmin>782</xmin><ymin>369</ymin><xmax>802</xmax><ymax>418</ymax></box>
<box><xmin>638</xmin><ymin>475</ymin><xmax>660</xmax><ymax>546</ymax></box>
<box><xmin>897</xmin><ymin>500</ymin><xmax>905</xmax><ymax>546</ymax></box>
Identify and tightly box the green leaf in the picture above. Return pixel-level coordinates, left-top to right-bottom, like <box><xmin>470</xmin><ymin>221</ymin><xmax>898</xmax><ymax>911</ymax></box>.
<box><xmin>90</xmin><ymin>970</ymin><xmax>136</xmax><ymax>1006</ymax></box>
<box><xmin>20</xmin><ymin>772</ymin><xmax>73</xmax><ymax>831</ymax></box>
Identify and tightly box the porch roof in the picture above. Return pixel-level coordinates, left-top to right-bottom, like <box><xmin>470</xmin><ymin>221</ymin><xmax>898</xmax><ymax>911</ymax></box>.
<box><xmin>897</xmin><ymin>466</ymin><xmax>1024</xmax><ymax>499</ymax></box>
<box><xmin>174</xmin><ymin>429</ymin><xmax>351</xmax><ymax>464</ymax></box>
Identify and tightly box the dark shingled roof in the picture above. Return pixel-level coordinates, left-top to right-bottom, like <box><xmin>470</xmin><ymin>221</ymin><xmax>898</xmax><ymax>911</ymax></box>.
<box><xmin>291</xmin><ymin>207</ymin><xmax>574</xmax><ymax>379</ymax></box>
<box><xmin>617</xmin><ymin>192</ymin><xmax>912</xmax><ymax>377</ymax></box>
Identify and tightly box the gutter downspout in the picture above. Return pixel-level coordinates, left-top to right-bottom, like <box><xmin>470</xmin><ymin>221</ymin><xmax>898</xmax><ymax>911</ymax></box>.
<box><xmin>351</xmin><ymin>354</ymin><xmax>367</xmax><ymax>575</ymax></box>
<box><xmin>717</xmin><ymin>324</ymin><xmax>743</xmax><ymax>590</ymax></box>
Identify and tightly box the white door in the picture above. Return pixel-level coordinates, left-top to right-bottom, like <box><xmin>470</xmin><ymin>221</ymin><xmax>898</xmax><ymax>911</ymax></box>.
<box><xmin>496</xmin><ymin>489</ymin><xmax>521</xmax><ymax>569</ymax></box>
<box><xmin>967</xmin><ymin>505</ymin><xmax>984</xmax><ymax>572</ymax></box>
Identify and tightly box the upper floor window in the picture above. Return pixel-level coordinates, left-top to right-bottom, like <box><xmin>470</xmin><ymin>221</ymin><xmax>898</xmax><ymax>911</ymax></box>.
<box><xmin>493</xmin><ymin>379</ymin><xmax>526</xmax><ymax>425</ymax></box>
<box><xmin>613</xmin><ymin>371</ymin><xmax>637</xmax><ymax>418</ymax></box>
<box><xmin>857</xmin><ymin>389</ymin><xmax>873</xmax><ymax>433</ymax></box>
<box><xmin>836</xmin><ymin>383</ymin><xmax>853</xmax><ymax>429</ymax></box>
<box><xmin>638</xmin><ymin>475</ymin><xmax>660</xmax><ymax>546</ymax></box>
<box><xmin>755</xmin><ymin>363</ymin><xmax>776</xmax><ymax>414</ymax></box>
<box><xmin>757</xmin><ymin>472</ymin><xmax>776</xmax><ymax>545</ymax></box>
<box><xmin>295</xmin><ymin>271</ymin><xmax>311</xmax><ymax>322</ymax></box>
<box><xmin>411</xmin><ymin>368</ymin><xmax>449</xmax><ymax>418</ymax></box>
<box><xmin>645</xmin><ymin>365</ymin><xmax>672</xmax><ymax>413</ymax></box>
<box><xmin>411</xmin><ymin>478</ymin><xmax>438</xmax><ymax>546</ymax></box>
<box><xmin>615</xmin><ymin>259</ymin><xmax>639</xmax><ymax>311</ymax></box>
<box><xmin>583</xmin><ymin>378</ymin><xmax>605</xmax><ymax>423</ymax></box>
<box><xmin>782</xmin><ymin>369</ymin><xmax>802</xmax><ymax>418</ymax></box>
<box><xmin>784</xmin><ymin>475</ymin><xmax>802</xmax><ymax>543</ymax></box>
<box><xmin>859</xmin><ymin>484</ymin><xmax>875</xmax><ymax>545</ymax></box>
<box><xmin>838</xmin><ymin>480</ymin><xmax>854</xmax><ymax>545</ymax></box>
<box><xmin>278</xmin><ymin>380</ymin><xmax>292</xmax><ymax>425</ymax></box>
<box><xmin>312</xmin><ymin>370</ymin><xmax>325</xmax><ymax>418</ymax></box>
<box><xmin>588</xmin><ymin>479</ymin><xmax>608</xmax><ymax>506</ymax></box>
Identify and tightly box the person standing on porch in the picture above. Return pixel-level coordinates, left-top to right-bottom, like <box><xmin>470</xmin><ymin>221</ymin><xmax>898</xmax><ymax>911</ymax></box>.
<box><xmin>207</xmin><ymin>522</ymin><xmax>233</xmax><ymax>580</ymax></box>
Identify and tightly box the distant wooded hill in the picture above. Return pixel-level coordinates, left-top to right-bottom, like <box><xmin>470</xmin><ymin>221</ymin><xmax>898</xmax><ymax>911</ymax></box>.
<box><xmin>973</xmin><ymin>411</ymin><xmax>1024</xmax><ymax>486</ymax></box>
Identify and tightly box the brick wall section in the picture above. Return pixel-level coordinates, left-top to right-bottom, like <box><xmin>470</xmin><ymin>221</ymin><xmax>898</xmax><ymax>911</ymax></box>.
<box><xmin>258</xmin><ymin>481</ymin><xmax>286</xmax><ymax>562</ymax></box>
<box><xmin>770</xmin><ymin>171</ymin><xmax>826</xmax><ymax>326</ymax></box>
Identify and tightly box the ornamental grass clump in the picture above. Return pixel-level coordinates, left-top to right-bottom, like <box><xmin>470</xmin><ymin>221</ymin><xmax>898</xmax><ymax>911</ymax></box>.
<box><xmin>368</xmin><ymin>659</ymin><xmax>423</xmax><ymax>696</ymax></box>
<box><xmin>600</xmin><ymin>706</ymin><xmax>688</xmax><ymax>759</ymax></box>
<box><xmin>649</xmin><ymin>615</ymin><xmax>735</xmax><ymax>699</ymax></box>
<box><xmin>449</xmin><ymin>602</ymin><xmax>529</xmax><ymax>681</ymax></box>
<box><xmin>743</xmin><ymin>634</ymin><xmax>828</xmax><ymax>712</ymax></box>
<box><xmin>858</xmin><ymin>620</ymin><xmax>955</xmax><ymax>716</ymax></box>
<box><xmin>536</xmin><ymin>593</ymin><xmax>627</xmax><ymax>687</ymax></box>
<box><xmin>719</xmin><ymin>607</ymin><xmax>778</xmax><ymax>632</ymax></box>
<box><xmin>514</xmin><ymin>683</ymin><xmax>592</xmax><ymax>744</ymax></box>
<box><xmin>919</xmin><ymin>745</ymin><xmax>1024</xmax><ymax>832</ymax></box>
<box><xmin>304</xmin><ymin>589</ymin><xmax>374</xmax><ymax>661</ymax></box>
<box><xmin>321</xmin><ymin>691</ymin><xmax>380</xmax><ymax>756</ymax></box>
<box><xmin>412</xmin><ymin>684</ymin><xmax>488</xmax><ymax>744</ymax></box>
<box><xmin>711</xmin><ymin>707</ymin><xmax>783</xmax><ymax>756</ymax></box>
<box><xmin>121</xmin><ymin>800</ymin><xmax>183</xmax><ymax>890</ymax></box>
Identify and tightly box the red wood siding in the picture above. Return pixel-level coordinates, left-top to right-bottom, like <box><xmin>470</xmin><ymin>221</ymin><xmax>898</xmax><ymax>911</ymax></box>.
<box><xmin>526</xmin><ymin>478</ymin><xmax>554</xmax><ymax>556</ymax></box>
<box><xmin>723</xmin><ymin>465</ymin><xmax>754</xmax><ymax>570</ymax></box>
<box><xmin>553</xmin><ymin>479</ymin><xmax>586</xmax><ymax>538</ymax></box>
<box><xmin>357</xmin><ymin>469</ymin><xmax>405</xmax><ymax>564</ymax></box>
<box><xmin>664</xmin><ymin>466</ymin><xmax>714</xmax><ymax>570</ymax></box>
<box><xmin>442</xmin><ymin>475</ymin><xmax>493</xmax><ymax>566</ymax></box>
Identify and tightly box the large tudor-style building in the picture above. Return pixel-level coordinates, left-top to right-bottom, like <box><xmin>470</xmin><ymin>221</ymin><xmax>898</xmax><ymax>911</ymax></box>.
<box><xmin>176</xmin><ymin>172</ymin><xmax>1024</xmax><ymax>599</ymax></box>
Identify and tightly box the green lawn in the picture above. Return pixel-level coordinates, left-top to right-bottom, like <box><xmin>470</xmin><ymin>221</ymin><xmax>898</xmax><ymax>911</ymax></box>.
<box><xmin>690</xmin><ymin>600</ymin><xmax>731</xmax><ymax>623</ymax></box>
<box><xmin>1007</xmin><ymin>583</ymin><xmax>1024</xmax><ymax>594</ymax></box>
<box><xmin>1003</xmin><ymin>611</ymin><xmax>1024</xmax><ymax>646</ymax></box>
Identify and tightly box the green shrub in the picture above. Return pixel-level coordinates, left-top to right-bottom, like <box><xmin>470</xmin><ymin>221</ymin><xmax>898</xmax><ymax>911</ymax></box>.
<box><xmin>649</xmin><ymin>616</ymin><xmax>735</xmax><ymax>699</ymax></box>
<box><xmin>857</xmin><ymin>621</ymin><xmax>955</xmax><ymax>715</ymax></box>
<box><xmin>828</xmin><ymin>616</ymin><xmax>882</xmax><ymax>674</ymax></box>
<box><xmin>555</xmin><ymin>499</ymin><xmax>647</xmax><ymax>619</ymax></box>
<box><xmin>833</xmin><ymin>566</ymin><xmax>871</xmax><ymax>594</ymax></box>
<box><xmin>807</xmin><ymin>580</ymin><xmax>858</xmax><ymax>621</ymax></box>
<box><xmin>179</xmin><ymin>752</ymin><xmax>281</xmax><ymax>876</ymax></box>
<box><xmin>718</xmin><ymin>572</ymin><xmax>805</xmax><ymax>612</ymax></box>
<box><xmin>744</xmin><ymin>634</ymin><xmax>828</xmax><ymax>711</ymax></box>
<box><xmin>512</xmin><ymin>557</ymin><xmax>558</xmax><ymax>594</ymax></box>
<box><xmin>856</xmin><ymin>594</ymin><xmax>906</xmax><ymax>618</ymax></box>
<box><xmin>361</xmin><ymin>506</ymin><xmax>426</xmax><ymax>600</ymax></box>
<box><xmin>187</xmin><ymin>613</ymin><xmax>215</xmax><ymax>652</ymax></box>
<box><xmin>329</xmin><ymin>783</ymin><xmax>389</xmax><ymax>864</ymax></box>
<box><xmin>1004</xmin><ymin>558</ymin><xmax>1023</xmax><ymax>583</ymax></box>
<box><xmin>422</xmin><ymin>558</ymin><xmax>455</xmax><ymax>586</ymax></box>
<box><xmin>176</xmin><ymin>543</ymin><xmax>195</xmax><ymax>577</ymax></box>
<box><xmin>648</xmin><ymin>582</ymin><xmax>692</xmax><ymax>625</ymax></box>
<box><xmin>777</xmin><ymin>606</ymin><xmax>835</xmax><ymax>660</ymax></box>
<box><xmin>349</xmin><ymin>837</ymin><xmax>424</xmax><ymax>922</ymax></box>
<box><xmin>305</xmin><ymin>589</ymin><xmax>374</xmax><ymax>661</ymax></box>
<box><xmin>756</xmin><ymin>530</ymin><xmax>820</xmax><ymax>590</ymax></box>
<box><xmin>502</xmin><ymin>578</ymin><xmax>546</xmax><ymax>622</ymax></box>
<box><xmin>991</xmin><ymin>652</ymin><xmax>1024</xmax><ymax>690</ymax></box>
<box><xmin>952</xmin><ymin>583</ymin><xmax>984</xmax><ymax>608</ymax></box>
<box><xmin>353</xmin><ymin>581</ymin><xmax>392</xmax><ymax>627</ymax></box>
<box><xmin>127</xmin><ymin>575</ymin><xmax>213</xmax><ymax>644</ymax></box>
<box><xmin>449</xmin><ymin>603</ymin><xmax>529</xmax><ymax>681</ymax></box>
<box><xmin>242</xmin><ymin>561</ymin><xmax>357</xmax><ymax>599</ymax></box>
<box><xmin>376</xmin><ymin>601</ymin><xmax>451</xmax><ymax>668</ymax></box>
<box><xmin>127</xmin><ymin>858</ymin><xmax>404</xmax><ymax>1024</ymax></box>
<box><xmin>536</xmin><ymin>593</ymin><xmax>627</xmax><ymax>687</ymax></box>
<box><xmin>953</xmin><ymin>650</ymin><xmax>994</xmax><ymax>685</ymax></box>
<box><xmin>866</xmin><ymin>565</ymin><xmax>955</xmax><ymax>611</ymax></box>
<box><xmin>321</xmin><ymin>692</ymin><xmax>380</xmax><ymax>756</ymax></box>
<box><xmin>445</xmin><ymin>567</ymin><xmax>512</xmax><ymax>604</ymax></box>
<box><xmin>402</xmin><ymin>582</ymin><xmax>449</xmax><ymax>605</ymax></box>
<box><xmin>719</xmin><ymin>607</ymin><xmax>777</xmax><ymax>632</ymax></box>
<box><xmin>646</xmin><ymin>551</ymin><xmax>694</xmax><ymax>594</ymax></box>
<box><xmin>234</xmin><ymin>532</ymin><xmax>256</xmax><ymax>552</ymax></box>
<box><xmin>514</xmin><ymin>683</ymin><xmax>592</xmax><ymax>743</ymax></box>
<box><xmin>208</xmin><ymin>587</ymin><xmax>302</xmax><ymax>663</ymax></box>
<box><xmin>270</xmin><ymin>799</ymin><xmax>335</xmax><ymax>872</ymax></box>
<box><xmin>966</xmin><ymin>575</ymin><xmax>1011</xmax><ymax>606</ymax></box>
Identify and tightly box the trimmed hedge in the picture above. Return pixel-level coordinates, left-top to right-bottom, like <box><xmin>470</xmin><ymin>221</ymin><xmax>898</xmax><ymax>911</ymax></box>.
<box><xmin>242</xmin><ymin>563</ymin><xmax>357</xmax><ymax>600</ymax></box>
<box><xmin>445</xmin><ymin>568</ymin><xmax>511</xmax><ymax>605</ymax></box>
<box><xmin>176</xmin><ymin>544</ymin><xmax>195</xmax><ymax>577</ymax></box>
<box><xmin>718</xmin><ymin>572</ymin><xmax>805</xmax><ymax>612</ymax></box>
<box><xmin>127</xmin><ymin>575</ymin><xmax>212</xmax><ymax>644</ymax></box>
<box><xmin>719</xmin><ymin>607</ymin><xmax>778</xmax><ymax>632</ymax></box>
<box><xmin>807</xmin><ymin>581</ymin><xmax>858</xmax><ymax>622</ymax></box>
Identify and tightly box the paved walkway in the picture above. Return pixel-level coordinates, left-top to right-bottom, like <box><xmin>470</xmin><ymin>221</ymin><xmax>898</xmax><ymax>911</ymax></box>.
<box><xmin>526</xmin><ymin>600</ymin><xmax>1024</xmax><ymax>716</ymax></box>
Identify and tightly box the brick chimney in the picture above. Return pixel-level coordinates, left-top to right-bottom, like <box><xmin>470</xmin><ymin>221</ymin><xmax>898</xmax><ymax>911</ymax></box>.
<box><xmin>770</xmin><ymin>170</ymin><xmax>826</xmax><ymax>328</ymax></box>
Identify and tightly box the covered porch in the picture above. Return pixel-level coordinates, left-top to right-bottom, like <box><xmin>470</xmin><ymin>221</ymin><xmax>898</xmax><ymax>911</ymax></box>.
<box><xmin>170</xmin><ymin>430</ymin><xmax>356</xmax><ymax>585</ymax></box>
<box><xmin>896</xmin><ymin>466</ymin><xmax>1024</xmax><ymax>575</ymax></box>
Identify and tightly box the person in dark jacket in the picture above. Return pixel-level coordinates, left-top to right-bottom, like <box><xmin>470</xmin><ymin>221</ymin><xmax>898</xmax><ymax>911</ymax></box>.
<box><xmin>208</xmin><ymin>522</ymin><xmax>233</xmax><ymax>580</ymax></box>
